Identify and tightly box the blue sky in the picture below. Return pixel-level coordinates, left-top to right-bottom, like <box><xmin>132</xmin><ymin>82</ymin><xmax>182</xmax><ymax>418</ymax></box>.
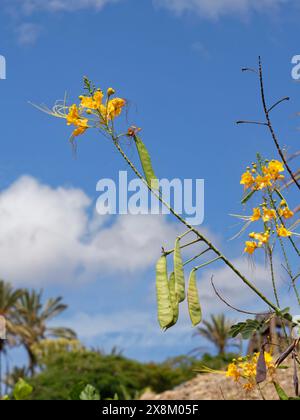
<box><xmin>0</xmin><ymin>0</ymin><xmax>300</xmax><ymax>364</ymax></box>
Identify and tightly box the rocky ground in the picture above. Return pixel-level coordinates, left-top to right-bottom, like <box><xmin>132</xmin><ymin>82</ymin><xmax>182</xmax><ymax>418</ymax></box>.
<box><xmin>141</xmin><ymin>364</ymin><xmax>297</xmax><ymax>401</ymax></box>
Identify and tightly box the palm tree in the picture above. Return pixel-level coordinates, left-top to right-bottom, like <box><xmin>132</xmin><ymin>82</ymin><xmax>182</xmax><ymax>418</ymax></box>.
<box><xmin>193</xmin><ymin>314</ymin><xmax>239</xmax><ymax>356</ymax></box>
<box><xmin>0</xmin><ymin>280</ymin><xmax>24</xmax><ymax>395</ymax></box>
<box><xmin>15</xmin><ymin>290</ymin><xmax>76</xmax><ymax>375</ymax></box>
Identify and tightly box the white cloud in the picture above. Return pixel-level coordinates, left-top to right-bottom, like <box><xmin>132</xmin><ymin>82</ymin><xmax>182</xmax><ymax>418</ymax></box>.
<box><xmin>11</xmin><ymin>0</ymin><xmax>121</xmax><ymax>14</ymax></box>
<box><xmin>60</xmin><ymin>309</ymin><xmax>198</xmax><ymax>356</ymax></box>
<box><xmin>154</xmin><ymin>0</ymin><xmax>291</xmax><ymax>19</ymax></box>
<box><xmin>197</xmin><ymin>257</ymin><xmax>289</xmax><ymax>315</ymax></box>
<box><xmin>6</xmin><ymin>0</ymin><xmax>121</xmax><ymax>44</ymax></box>
<box><xmin>0</xmin><ymin>176</ymin><xmax>179</xmax><ymax>286</ymax></box>
<box><xmin>15</xmin><ymin>23</ymin><xmax>41</xmax><ymax>45</ymax></box>
<box><xmin>59</xmin><ymin>256</ymin><xmax>297</xmax><ymax>356</ymax></box>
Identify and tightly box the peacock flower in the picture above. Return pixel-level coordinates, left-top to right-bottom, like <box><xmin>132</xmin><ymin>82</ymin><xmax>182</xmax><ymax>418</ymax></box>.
<box><xmin>277</xmin><ymin>225</ymin><xmax>292</xmax><ymax>237</ymax></box>
<box><xmin>250</xmin><ymin>208</ymin><xmax>261</xmax><ymax>222</ymax></box>
<box><xmin>66</xmin><ymin>105</ymin><xmax>89</xmax><ymax>137</ymax></box>
<box><xmin>279</xmin><ymin>207</ymin><xmax>294</xmax><ymax>220</ymax></box>
<box><xmin>240</xmin><ymin>171</ymin><xmax>255</xmax><ymax>189</ymax></box>
<box><xmin>226</xmin><ymin>353</ymin><xmax>275</xmax><ymax>393</ymax></box>
<box><xmin>267</xmin><ymin>160</ymin><xmax>285</xmax><ymax>180</ymax></box>
<box><xmin>255</xmin><ymin>174</ymin><xmax>272</xmax><ymax>190</ymax></box>
<box><xmin>262</xmin><ymin>207</ymin><xmax>277</xmax><ymax>223</ymax></box>
<box><xmin>226</xmin><ymin>363</ymin><xmax>241</xmax><ymax>382</ymax></box>
<box><xmin>80</xmin><ymin>90</ymin><xmax>104</xmax><ymax>110</ymax></box>
<box><xmin>244</xmin><ymin>241</ymin><xmax>259</xmax><ymax>255</ymax></box>
<box><xmin>249</xmin><ymin>231</ymin><xmax>270</xmax><ymax>246</ymax></box>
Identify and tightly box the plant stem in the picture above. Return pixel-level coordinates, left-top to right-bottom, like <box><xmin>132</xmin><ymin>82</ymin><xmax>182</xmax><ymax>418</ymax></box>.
<box><xmin>112</xmin><ymin>138</ymin><xmax>280</xmax><ymax>312</ymax></box>
<box><xmin>164</xmin><ymin>239</ymin><xmax>202</xmax><ymax>256</ymax></box>
<box><xmin>268</xmin><ymin>246</ymin><xmax>280</xmax><ymax>308</ymax></box>
<box><xmin>258</xmin><ymin>57</ymin><xmax>300</xmax><ymax>191</ymax></box>
<box><xmin>183</xmin><ymin>248</ymin><xmax>211</xmax><ymax>267</ymax></box>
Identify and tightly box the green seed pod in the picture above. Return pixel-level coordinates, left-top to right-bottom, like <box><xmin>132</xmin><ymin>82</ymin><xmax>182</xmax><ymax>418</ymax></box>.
<box><xmin>134</xmin><ymin>135</ymin><xmax>158</xmax><ymax>190</ymax></box>
<box><xmin>167</xmin><ymin>272</ymin><xmax>179</xmax><ymax>328</ymax></box>
<box><xmin>156</xmin><ymin>256</ymin><xmax>174</xmax><ymax>329</ymax></box>
<box><xmin>187</xmin><ymin>269</ymin><xmax>202</xmax><ymax>327</ymax></box>
<box><xmin>174</xmin><ymin>238</ymin><xmax>185</xmax><ymax>303</ymax></box>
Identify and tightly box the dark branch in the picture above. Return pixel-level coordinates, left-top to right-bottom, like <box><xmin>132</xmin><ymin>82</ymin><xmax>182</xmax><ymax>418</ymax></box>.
<box><xmin>268</xmin><ymin>97</ymin><xmax>290</xmax><ymax>113</ymax></box>
<box><xmin>242</xmin><ymin>67</ymin><xmax>258</xmax><ymax>74</ymax></box>
<box><xmin>211</xmin><ymin>277</ymin><xmax>271</xmax><ymax>316</ymax></box>
<box><xmin>258</xmin><ymin>56</ymin><xmax>300</xmax><ymax>191</ymax></box>
<box><xmin>236</xmin><ymin>120</ymin><xmax>268</xmax><ymax>126</ymax></box>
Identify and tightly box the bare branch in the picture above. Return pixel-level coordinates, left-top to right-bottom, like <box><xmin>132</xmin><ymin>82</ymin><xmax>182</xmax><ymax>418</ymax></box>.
<box><xmin>268</xmin><ymin>97</ymin><xmax>290</xmax><ymax>113</ymax></box>
<box><xmin>258</xmin><ymin>56</ymin><xmax>300</xmax><ymax>191</ymax></box>
<box><xmin>211</xmin><ymin>277</ymin><xmax>271</xmax><ymax>316</ymax></box>
<box><xmin>236</xmin><ymin>120</ymin><xmax>268</xmax><ymax>126</ymax></box>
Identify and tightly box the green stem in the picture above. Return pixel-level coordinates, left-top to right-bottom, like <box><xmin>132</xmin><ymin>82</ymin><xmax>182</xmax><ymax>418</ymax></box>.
<box><xmin>267</xmin><ymin>188</ymin><xmax>300</xmax><ymax>304</ymax></box>
<box><xmin>183</xmin><ymin>248</ymin><xmax>211</xmax><ymax>267</ymax></box>
<box><xmin>274</xmin><ymin>189</ymin><xmax>300</xmax><ymax>258</ymax></box>
<box><xmin>112</xmin><ymin>138</ymin><xmax>280</xmax><ymax>312</ymax></box>
<box><xmin>194</xmin><ymin>257</ymin><xmax>222</xmax><ymax>271</ymax></box>
<box><xmin>164</xmin><ymin>239</ymin><xmax>202</xmax><ymax>256</ymax></box>
<box><xmin>268</xmin><ymin>245</ymin><xmax>280</xmax><ymax>308</ymax></box>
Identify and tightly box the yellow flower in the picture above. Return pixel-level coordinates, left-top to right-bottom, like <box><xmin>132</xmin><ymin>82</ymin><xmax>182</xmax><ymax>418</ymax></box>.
<box><xmin>262</xmin><ymin>207</ymin><xmax>277</xmax><ymax>222</ymax></box>
<box><xmin>226</xmin><ymin>363</ymin><xmax>241</xmax><ymax>382</ymax></box>
<box><xmin>267</xmin><ymin>160</ymin><xmax>284</xmax><ymax>180</ymax></box>
<box><xmin>250</xmin><ymin>208</ymin><xmax>261</xmax><ymax>222</ymax></box>
<box><xmin>249</xmin><ymin>232</ymin><xmax>269</xmax><ymax>246</ymax></box>
<box><xmin>277</xmin><ymin>225</ymin><xmax>292</xmax><ymax>237</ymax></box>
<box><xmin>66</xmin><ymin>105</ymin><xmax>88</xmax><ymax>137</ymax></box>
<box><xmin>255</xmin><ymin>174</ymin><xmax>272</xmax><ymax>190</ymax></box>
<box><xmin>264</xmin><ymin>352</ymin><xmax>275</xmax><ymax>369</ymax></box>
<box><xmin>72</xmin><ymin>124</ymin><xmax>87</xmax><ymax>137</ymax></box>
<box><xmin>279</xmin><ymin>207</ymin><xmax>294</xmax><ymax>220</ymax></box>
<box><xmin>80</xmin><ymin>90</ymin><xmax>104</xmax><ymax>110</ymax></box>
<box><xmin>244</xmin><ymin>241</ymin><xmax>258</xmax><ymax>255</ymax></box>
<box><xmin>240</xmin><ymin>171</ymin><xmax>255</xmax><ymax>189</ymax></box>
<box><xmin>101</xmin><ymin>98</ymin><xmax>126</xmax><ymax>122</ymax></box>
<box><xmin>66</xmin><ymin>104</ymin><xmax>80</xmax><ymax>126</ymax></box>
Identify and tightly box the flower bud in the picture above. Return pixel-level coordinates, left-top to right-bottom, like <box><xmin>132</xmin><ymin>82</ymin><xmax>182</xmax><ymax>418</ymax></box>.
<box><xmin>107</xmin><ymin>88</ymin><xmax>115</xmax><ymax>97</ymax></box>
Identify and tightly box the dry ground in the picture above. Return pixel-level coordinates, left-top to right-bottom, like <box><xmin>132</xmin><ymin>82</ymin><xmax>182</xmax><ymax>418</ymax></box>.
<box><xmin>141</xmin><ymin>363</ymin><xmax>297</xmax><ymax>401</ymax></box>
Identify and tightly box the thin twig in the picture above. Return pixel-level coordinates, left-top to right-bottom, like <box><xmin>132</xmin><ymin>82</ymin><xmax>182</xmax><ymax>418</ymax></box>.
<box><xmin>267</xmin><ymin>97</ymin><xmax>290</xmax><ymax>113</ymax></box>
<box><xmin>236</xmin><ymin>120</ymin><xmax>268</xmax><ymax>126</ymax></box>
<box><xmin>211</xmin><ymin>277</ymin><xmax>271</xmax><ymax>316</ymax></box>
<box><xmin>258</xmin><ymin>56</ymin><xmax>300</xmax><ymax>191</ymax></box>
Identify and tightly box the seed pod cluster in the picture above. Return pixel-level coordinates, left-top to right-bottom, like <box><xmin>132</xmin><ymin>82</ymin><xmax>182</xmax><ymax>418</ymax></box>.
<box><xmin>156</xmin><ymin>237</ymin><xmax>202</xmax><ymax>330</ymax></box>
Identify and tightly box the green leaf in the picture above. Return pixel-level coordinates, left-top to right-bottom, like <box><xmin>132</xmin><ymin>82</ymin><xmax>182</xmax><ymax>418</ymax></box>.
<box><xmin>273</xmin><ymin>382</ymin><xmax>289</xmax><ymax>401</ymax></box>
<box><xmin>134</xmin><ymin>136</ymin><xmax>158</xmax><ymax>190</ymax></box>
<box><xmin>241</xmin><ymin>189</ymin><xmax>256</xmax><ymax>205</ymax></box>
<box><xmin>187</xmin><ymin>269</ymin><xmax>202</xmax><ymax>327</ymax></box>
<box><xmin>276</xmin><ymin>307</ymin><xmax>293</xmax><ymax>322</ymax></box>
<box><xmin>230</xmin><ymin>319</ymin><xmax>266</xmax><ymax>339</ymax></box>
<box><xmin>174</xmin><ymin>238</ymin><xmax>185</xmax><ymax>303</ymax></box>
<box><xmin>69</xmin><ymin>381</ymin><xmax>87</xmax><ymax>400</ymax></box>
<box><xmin>80</xmin><ymin>385</ymin><xmax>100</xmax><ymax>401</ymax></box>
<box><xmin>156</xmin><ymin>256</ymin><xmax>174</xmax><ymax>329</ymax></box>
<box><xmin>13</xmin><ymin>379</ymin><xmax>33</xmax><ymax>401</ymax></box>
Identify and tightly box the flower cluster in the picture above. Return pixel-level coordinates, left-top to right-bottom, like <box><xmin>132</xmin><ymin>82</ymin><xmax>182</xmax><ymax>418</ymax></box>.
<box><xmin>226</xmin><ymin>353</ymin><xmax>275</xmax><ymax>392</ymax></box>
<box><xmin>48</xmin><ymin>85</ymin><xmax>126</xmax><ymax>139</ymax></box>
<box><xmin>239</xmin><ymin>160</ymin><xmax>295</xmax><ymax>255</ymax></box>
<box><xmin>240</xmin><ymin>160</ymin><xmax>284</xmax><ymax>191</ymax></box>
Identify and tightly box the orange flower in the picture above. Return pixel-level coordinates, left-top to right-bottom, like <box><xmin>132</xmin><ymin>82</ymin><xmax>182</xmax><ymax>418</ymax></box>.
<box><xmin>240</xmin><ymin>172</ymin><xmax>255</xmax><ymax>189</ymax></box>
<box><xmin>279</xmin><ymin>207</ymin><xmax>294</xmax><ymax>220</ymax></box>
<box><xmin>262</xmin><ymin>207</ymin><xmax>277</xmax><ymax>222</ymax></box>
<box><xmin>250</xmin><ymin>208</ymin><xmax>261</xmax><ymax>222</ymax></box>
